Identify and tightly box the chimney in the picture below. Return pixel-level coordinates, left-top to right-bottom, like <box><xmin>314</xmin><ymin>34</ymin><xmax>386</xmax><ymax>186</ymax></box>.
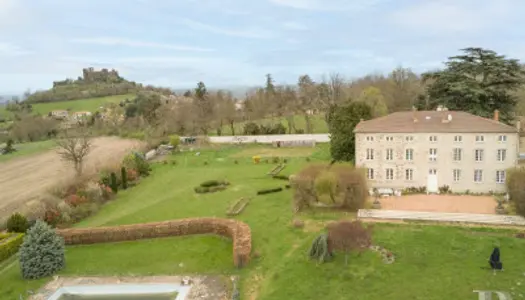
<box><xmin>412</xmin><ymin>106</ymin><xmax>418</xmax><ymax>123</ymax></box>
<box><xmin>493</xmin><ymin>110</ymin><xmax>499</xmax><ymax>122</ymax></box>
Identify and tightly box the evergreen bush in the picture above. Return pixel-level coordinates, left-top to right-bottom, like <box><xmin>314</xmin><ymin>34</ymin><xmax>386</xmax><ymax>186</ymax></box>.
<box><xmin>121</xmin><ymin>167</ymin><xmax>128</xmax><ymax>189</ymax></box>
<box><xmin>6</xmin><ymin>213</ymin><xmax>29</xmax><ymax>233</ymax></box>
<box><xmin>308</xmin><ymin>234</ymin><xmax>333</xmax><ymax>263</ymax></box>
<box><xmin>110</xmin><ymin>172</ymin><xmax>118</xmax><ymax>193</ymax></box>
<box><xmin>19</xmin><ymin>220</ymin><xmax>65</xmax><ymax>279</ymax></box>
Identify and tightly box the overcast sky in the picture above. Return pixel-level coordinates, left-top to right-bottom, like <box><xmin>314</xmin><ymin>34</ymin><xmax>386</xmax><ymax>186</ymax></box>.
<box><xmin>1</xmin><ymin>0</ymin><xmax>525</xmax><ymax>93</ymax></box>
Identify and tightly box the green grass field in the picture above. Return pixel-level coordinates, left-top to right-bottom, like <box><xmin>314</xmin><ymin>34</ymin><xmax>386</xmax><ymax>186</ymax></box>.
<box><xmin>0</xmin><ymin>140</ymin><xmax>56</xmax><ymax>163</ymax></box>
<box><xmin>0</xmin><ymin>144</ymin><xmax>524</xmax><ymax>299</ymax></box>
<box><xmin>31</xmin><ymin>94</ymin><xmax>134</xmax><ymax>115</ymax></box>
<box><xmin>0</xmin><ymin>94</ymin><xmax>134</xmax><ymax>121</ymax></box>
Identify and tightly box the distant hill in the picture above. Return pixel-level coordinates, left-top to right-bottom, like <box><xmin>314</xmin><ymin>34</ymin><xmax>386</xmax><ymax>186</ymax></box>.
<box><xmin>25</xmin><ymin>68</ymin><xmax>173</xmax><ymax>104</ymax></box>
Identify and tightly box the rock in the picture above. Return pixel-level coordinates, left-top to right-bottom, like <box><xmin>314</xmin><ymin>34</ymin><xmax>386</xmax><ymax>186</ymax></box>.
<box><xmin>145</xmin><ymin>149</ymin><xmax>157</xmax><ymax>160</ymax></box>
<box><xmin>292</xmin><ymin>219</ymin><xmax>305</xmax><ymax>228</ymax></box>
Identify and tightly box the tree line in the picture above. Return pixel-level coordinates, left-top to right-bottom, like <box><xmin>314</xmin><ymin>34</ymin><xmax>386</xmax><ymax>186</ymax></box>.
<box><xmin>3</xmin><ymin>47</ymin><xmax>525</xmax><ymax>144</ymax></box>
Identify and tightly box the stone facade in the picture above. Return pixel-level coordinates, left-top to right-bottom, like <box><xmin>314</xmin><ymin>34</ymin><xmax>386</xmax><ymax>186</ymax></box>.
<box><xmin>355</xmin><ymin>132</ymin><xmax>519</xmax><ymax>193</ymax></box>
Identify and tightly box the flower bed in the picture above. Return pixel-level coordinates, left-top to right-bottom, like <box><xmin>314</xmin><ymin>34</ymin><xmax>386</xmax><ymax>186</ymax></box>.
<box><xmin>369</xmin><ymin>245</ymin><xmax>395</xmax><ymax>264</ymax></box>
<box><xmin>226</xmin><ymin>198</ymin><xmax>251</xmax><ymax>216</ymax></box>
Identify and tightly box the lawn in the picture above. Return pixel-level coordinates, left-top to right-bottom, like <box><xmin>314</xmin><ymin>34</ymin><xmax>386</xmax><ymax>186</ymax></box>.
<box><xmin>0</xmin><ymin>140</ymin><xmax>56</xmax><ymax>163</ymax></box>
<box><xmin>216</xmin><ymin>114</ymin><xmax>329</xmax><ymax>135</ymax></box>
<box><xmin>31</xmin><ymin>94</ymin><xmax>134</xmax><ymax>115</ymax></box>
<box><xmin>1</xmin><ymin>145</ymin><xmax>524</xmax><ymax>299</ymax></box>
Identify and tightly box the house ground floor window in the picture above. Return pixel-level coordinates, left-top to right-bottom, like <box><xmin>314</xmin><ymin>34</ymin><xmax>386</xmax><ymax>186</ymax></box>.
<box><xmin>496</xmin><ymin>170</ymin><xmax>505</xmax><ymax>184</ymax></box>
<box><xmin>386</xmin><ymin>168</ymin><xmax>394</xmax><ymax>180</ymax></box>
<box><xmin>367</xmin><ymin>168</ymin><xmax>374</xmax><ymax>180</ymax></box>
<box><xmin>405</xmin><ymin>169</ymin><xmax>413</xmax><ymax>181</ymax></box>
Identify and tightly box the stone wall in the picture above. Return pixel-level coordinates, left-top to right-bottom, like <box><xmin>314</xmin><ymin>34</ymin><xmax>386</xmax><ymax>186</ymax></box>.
<box><xmin>57</xmin><ymin>218</ymin><xmax>252</xmax><ymax>268</ymax></box>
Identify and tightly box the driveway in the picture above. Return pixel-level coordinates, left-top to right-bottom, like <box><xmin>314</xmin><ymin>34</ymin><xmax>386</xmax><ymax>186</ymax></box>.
<box><xmin>377</xmin><ymin>194</ymin><xmax>497</xmax><ymax>214</ymax></box>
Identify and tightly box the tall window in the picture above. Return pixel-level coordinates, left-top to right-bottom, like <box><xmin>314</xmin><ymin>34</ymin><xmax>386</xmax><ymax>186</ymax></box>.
<box><xmin>386</xmin><ymin>149</ymin><xmax>394</xmax><ymax>160</ymax></box>
<box><xmin>475</xmin><ymin>149</ymin><xmax>484</xmax><ymax>162</ymax></box>
<box><xmin>476</xmin><ymin>135</ymin><xmax>485</xmax><ymax>142</ymax></box>
<box><xmin>453</xmin><ymin>148</ymin><xmax>462</xmax><ymax>161</ymax></box>
<box><xmin>405</xmin><ymin>169</ymin><xmax>413</xmax><ymax>181</ymax></box>
<box><xmin>497</xmin><ymin>149</ymin><xmax>506</xmax><ymax>162</ymax></box>
<box><xmin>429</xmin><ymin>169</ymin><xmax>437</xmax><ymax>175</ymax></box>
<box><xmin>498</xmin><ymin>135</ymin><xmax>507</xmax><ymax>142</ymax></box>
<box><xmin>386</xmin><ymin>168</ymin><xmax>394</xmax><ymax>180</ymax></box>
<box><xmin>366</xmin><ymin>136</ymin><xmax>374</xmax><ymax>142</ymax></box>
<box><xmin>454</xmin><ymin>135</ymin><xmax>462</xmax><ymax>142</ymax></box>
<box><xmin>429</xmin><ymin>136</ymin><xmax>438</xmax><ymax>142</ymax></box>
<box><xmin>367</xmin><ymin>168</ymin><xmax>374</xmax><ymax>180</ymax></box>
<box><xmin>366</xmin><ymin>149</ymin><xmax>374</xmax><ymax>160</ymax></box>
<box><xmin>453</xmin><ymin>169</ymin><xmax>461</xmax><ymax>182</ymax></box>
<box><xmin>386</xmin><ymin>136</ymin><xmax>394</xmax><ymax>142</ymax></box>
<box><xmin>405</xmin><ymin>149</ymin><xmax>414</xmax><ymax>161</ymax></box>
<box><xmin>429</xmin><ymin>148</ymin><xmax>437</xmax><ymax>161</ymax></box>
<box><xmin>474</xmin><ymin>170</ymin><xmax>483</xmax><ymax>182</ymax></box>
<box><xmin>496</xmin><ymin>170</ymin><xmax>506</xmax><ymax>184</ymax></box>
<box><xmin>405</xmin><ymin>136</ymin><xmax>414</xmax><ymax>142</ymax></box>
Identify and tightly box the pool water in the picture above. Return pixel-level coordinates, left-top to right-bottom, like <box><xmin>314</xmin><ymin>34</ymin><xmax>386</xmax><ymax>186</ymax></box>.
<box><xmin>48</xmin><ymin>284</ymin><xmax>188</xmax><ymax>300</ymax></box>
<box><xmin>56</xmin><ymin>292</ymin><xmax>178</xmax><ymax>300</ymax></box>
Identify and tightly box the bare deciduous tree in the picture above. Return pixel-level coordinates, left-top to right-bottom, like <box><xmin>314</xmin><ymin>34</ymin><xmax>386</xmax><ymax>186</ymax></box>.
<box><xmin>56</xmin><ymin>129</ymin><xmax>92</xmax><ymax>176</ymax></box>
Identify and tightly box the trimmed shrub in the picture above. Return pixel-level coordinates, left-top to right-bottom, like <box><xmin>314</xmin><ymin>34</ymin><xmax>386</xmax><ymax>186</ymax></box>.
<box><xmin>6</xmin><ymin>213</ymin><xmax>29</xmax><ymax>233</ymax></box>
<box><xmin>257</xmin><ymin>187</ymin><xmax>283</xmax><ymax>195</ymax></box>
<box><xmin>121</xmin><ymin>167</ymin><xmax>128</xmax><ymax>189</ymax></box>
<box><xmin>314</xmin><ymin>171</ymin><xmax>338</xmax><ymax>204</ymax></box>
<box><xmin>195</xmin><ymin>186</ymin><xmax>210</xmax><ymax>194</ymax></box>
<box><xmin>209</xmin><ymin>185</ymin><xmax>227</xmax><ymax>193</ymax></box>
<box><xmin>169</xmin><ymin>135</ymin><xmax>180</xmax><ymax>148</ymax></box>
<box><xmin>122</xmin><ymin>152</ymin><xmax>150</xmax><ymax>176</ymax></box>
<box><xmin>272</xmin><ymin>175</ymin><xmax>289</xmax><ymax>181</ymax></box>
<box><xmin>243</xmin><ymin>122</ymin><xmax>260</xmax><ymax>135</ymax></box>
<box><xmin>0</xmin><ymin>233</ymin><xmax>24</xmax><ymax>263</ymax></box>
<box><xmin>200</xmin><ymin>180</ymin><xmax>229</xmax><ymax>188</ymax></box>
<box><xmin>110</xmin><ymin>172</ymin><xmax>118</xmax><ymax>193</ymax></box>
<box><xmin>19</xmin><ymin>220</ymin><xmax>65</xmax><ymax>279</ymax></box>
<box><xmin>506</xmin><ymin>168</ymin><xmax>525</xmax><ymax>217</ymax></box>
<box><xmin>201</xmin><ymin>180</ymin><xmax>221</xmax><ymax>187</ymax></box>
<box><xmin>272</xmin><ymin>157</ymin><xmax>280</xmax><ymax>164</ymax></box>
<box><xmin>292</xmin><ymin>163</ymin><xmax>368</xmax><ymax>212</ymax></box>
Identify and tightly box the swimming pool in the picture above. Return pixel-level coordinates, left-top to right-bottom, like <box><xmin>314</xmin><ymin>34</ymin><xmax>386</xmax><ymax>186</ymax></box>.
<box><xmin>47</xmin><ymin>284</ymin><xmax>190</xmax><ymax>300</ymax></box>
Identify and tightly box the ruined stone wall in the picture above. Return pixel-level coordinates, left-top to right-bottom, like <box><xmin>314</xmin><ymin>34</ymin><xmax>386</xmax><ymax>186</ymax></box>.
<box><xmin>57</xmin><ymin>218</ymin><xmax>252</xmax><ymax>268</ymax></box>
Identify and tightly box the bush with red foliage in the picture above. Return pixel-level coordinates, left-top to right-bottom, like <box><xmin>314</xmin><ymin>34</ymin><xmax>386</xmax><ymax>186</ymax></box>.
<box><xmin>44</xmin><ymin>208</ymin><xmax>62</xmax><ymax>227</ymax></box>
<box><xmin>126</xmin><ymin>168</ymin><xmax>139</xmax><ymax>182</ymax></box>
<box><xmin>65</xmin><ymin>194</ymin><xmax>88</xmax><ymax>207</ymax></box>
<box><xmin>327</xmin><ymin>220</ymin><xmax>373</xmax><ymax>265</ymax></box>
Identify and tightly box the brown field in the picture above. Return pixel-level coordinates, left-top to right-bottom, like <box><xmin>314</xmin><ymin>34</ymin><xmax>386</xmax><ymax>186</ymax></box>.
<box><xmin>0</xmin><ymin>137</ymin><xmax>145</xmax><ymax>220</ymax></box>
<box><xmin>377</xmin><ymin>194</ymin><xmax>497</xmax><ymax>214</ymax></box>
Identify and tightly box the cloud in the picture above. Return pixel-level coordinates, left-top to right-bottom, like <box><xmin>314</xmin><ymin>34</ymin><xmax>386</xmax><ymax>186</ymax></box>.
<box><xmin>282</xmin><ymin>21</ymin><xmax>308</xmax><ymax>31</ymax></box>
<box><xmin>70</xmin><ymin>37</ymin><xmax>214</xmax><ymax>52</ymax></box>
<box><xmin>389</xmin><ymin>0</ymin><xmax>520</xmax><ymax>34</ymax></box>
<box><xmin>0</xmin><ymin>43</ymin><xmax>32</xmax><ymax>56</ymax></box>
<box><xmin>180</xmin><ymin>19</ymin><xmax>274</xmax><ymax>39</ymax></box>
<box><xmin>268</xmin><ymin>0</ymin><xmax>388</xmax><ymax>11</ymax></box>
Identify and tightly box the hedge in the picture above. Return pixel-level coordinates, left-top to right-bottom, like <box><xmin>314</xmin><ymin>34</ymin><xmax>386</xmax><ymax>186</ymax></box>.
<box><xmin>0</xmin><ymin>233</ymin><xmax>24</xmax><ymax>263</ymax></box>
<box><xmin>272</xmin><ymin>175</ymin><xmax>290</xmax><ymax>181</ymax></box>
<box><xmin>257</xmin><ymin>187</ymin><xmax>284</xmax><ymax>195</ymax></box>
<box><xmin>56</xmin><ymin>218</ymin><xmax>252</xmax><ymax>268</ymax></box>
